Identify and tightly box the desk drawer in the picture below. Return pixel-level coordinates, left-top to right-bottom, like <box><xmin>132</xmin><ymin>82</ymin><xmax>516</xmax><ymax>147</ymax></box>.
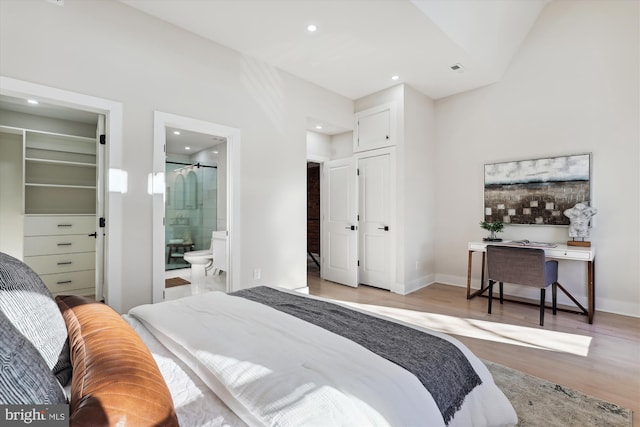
<box><xmin>24</xmin><ymin>215</ymin><xmax>95</xmax><ymax>236</ymax></box>
<box><xmin>24</xmin><ymin>235</ymin><xmax>95</xmax><ymax>256</ymax></box>
<box><xmin>468</xmin><ymin>242</ymin><xmax>487</xmax><ymax>252</ymax></box>
<box><xmin>545</xmin><ymin>248</ymin><xmax>592</xmax><ymax>261</ymax></box>
<box><xmin>40</xmin><ymin>270</ymin><xmax>95</xmax><ymax>294</ymax></box>
<box><xmin>24</xmin><ymin>252</ymin><xmax>95</xmax><ymax>275</ymax></box>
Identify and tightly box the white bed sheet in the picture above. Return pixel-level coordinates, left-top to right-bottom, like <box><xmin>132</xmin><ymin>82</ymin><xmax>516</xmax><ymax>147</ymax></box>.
<box><xmin>128</xmin><ymin>289</ymin><xmax>517</xmax><ymax>427</ymax></box>
<box><xmin>124</xmin><ymin>315</ymin><xmax>247</xmax><ymax>427</ymax></box>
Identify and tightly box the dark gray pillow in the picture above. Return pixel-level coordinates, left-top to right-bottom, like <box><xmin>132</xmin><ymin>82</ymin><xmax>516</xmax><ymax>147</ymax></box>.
<box><xmin>0</xmin><ymin>309</ymin><xmax>67</xmax><ymax>404</ymax></box>
<box><xmin>0</xmin><ymin>252</ymin><xmax>72</xmax><ymax>386</ymax></box>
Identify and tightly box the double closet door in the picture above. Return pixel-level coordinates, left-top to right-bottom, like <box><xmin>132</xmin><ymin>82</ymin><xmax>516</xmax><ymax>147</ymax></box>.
<box><xmin>322</xmin><ymin>148</ymin><xmax>395</xmax><ymax>290</ymax></box>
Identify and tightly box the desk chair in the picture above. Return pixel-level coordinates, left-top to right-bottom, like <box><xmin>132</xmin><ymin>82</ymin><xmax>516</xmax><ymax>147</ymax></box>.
<box><xmin>487</xmin><ymin>245</ymin><xmax>558</xmax><ymax>326</ymax></box>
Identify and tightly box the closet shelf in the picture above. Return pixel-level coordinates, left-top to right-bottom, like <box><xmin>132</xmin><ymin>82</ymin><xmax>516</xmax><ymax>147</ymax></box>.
<box><xmin>25</xmin><ymin>157</ymin><xmax>96</xmax><ymax>168</ymax></box>
<box><xmin>25</xmin><ymin>183</ymin><xmax>96</xmax><ymax>190</ymax></box>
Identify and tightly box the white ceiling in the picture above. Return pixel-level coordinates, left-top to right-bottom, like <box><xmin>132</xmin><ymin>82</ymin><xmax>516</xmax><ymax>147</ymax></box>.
<box><xmin>120</xmin><ymin>0</ymin><xmax>549</xmax><ymax>101</ymax></box>
<box><xmin>165</xmin><ymin>128</ymin><xmax>226</xmax><ymax>156</ymax></box>
<box><xmin>0</xmin><ymin>94</ymin><xmax>99</xmax><ymax>124</ymax></box>
<box><xmin>1</xmin><ymin>1</ymin><xmax>550</xmax><ymax>137</ymax></box>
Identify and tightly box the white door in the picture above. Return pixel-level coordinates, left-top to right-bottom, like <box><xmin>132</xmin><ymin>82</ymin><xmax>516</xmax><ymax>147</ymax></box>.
<box><xmin>322</xmin><ymin>158</ymin><xmax>358</xmax><ymax>287</ymax></box>
<box><xmin>95</xmin><ymin>115</ymin><xmax>106</xmax><ymax>301</ymax></box>
<box><xmin>358</xmin><ymin>150</ymin><xmax>394</xmax><ymax>290</ymax></box>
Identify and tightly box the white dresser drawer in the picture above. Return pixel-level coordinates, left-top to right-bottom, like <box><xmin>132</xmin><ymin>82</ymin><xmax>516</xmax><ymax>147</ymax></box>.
<box><xmin>24</xmin><ymin>215</ymin><xmax>95</xmax><ymax>236</ymax></box>
<box><xmin>24</xmin><ymin>235</ymin><xmax>96</xmax><ymax>256</ymax></box>
<box><xmin>39</xmin><ymin>270</ymin><xmax>95</xmax><ymax>294</ymax></box>
<box><xmin>51</xmin><ymin>287</ymin><xmax>95</xmax><ymax>298</ymax></box>
<box><xmin>24</xmin><ymin>252</ymin><xmax>95</xmax><ymax>275</ymax></box>
<box><xmin>545</xmin><ymin>248</ymin><xmax>592</xmax><ymax>261</ymax></box>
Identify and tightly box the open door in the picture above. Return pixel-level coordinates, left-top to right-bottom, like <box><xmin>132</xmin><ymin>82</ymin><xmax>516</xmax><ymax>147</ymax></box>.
<box><xmin>322</xmin><ymin>158</ymin><xmax>358</xmax><ymax>287</ymax></box>
<box><xmin>95</xmin><ymin>114</ymin><xmax>106</xmax><ymax>301</ymax></box>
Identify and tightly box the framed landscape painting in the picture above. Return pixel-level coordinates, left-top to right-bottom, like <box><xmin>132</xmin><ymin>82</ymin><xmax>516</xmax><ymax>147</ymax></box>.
<box><xmin>484</xmin><ymin>153</ymin><xmax>591</xmax><ymax>225</ymax></box>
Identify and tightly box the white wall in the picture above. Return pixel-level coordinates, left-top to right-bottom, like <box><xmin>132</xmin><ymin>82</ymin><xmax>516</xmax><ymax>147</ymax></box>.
<box><xmin>0</xmin><ymin>0</ymin><xmax>353</xmax><ymax>311</ymax></box>
<box><xmin>306</xmin><ymin>131</ymin><xmax>331</xmax><ymax>161</ymax></box>
<box><xmin>330</xmin><ymin>132</ymin><xmax>353</xmax><ymax>160</ymax></box>
<box><xmin>434</xmin><ymin>0</ymin><xmax>640</xmax><ymax>316</ymax></box>
<box><xmin>403</xmin><ymin>85</ymin><xmax>437</xmax><ymax>292</ymax></box>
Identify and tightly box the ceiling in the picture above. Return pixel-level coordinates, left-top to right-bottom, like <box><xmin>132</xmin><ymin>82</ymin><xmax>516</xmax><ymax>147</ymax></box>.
<box><xmin>120</xmin><ymin>0</ymin><xmax>550</xmax><ymax>101</ymax></box>
<box><xmin>1</xmin><ymin>1</ymin><xmax>550</xmax><ymax>137</ymax></box>
<box><xmin>0</xmin><ymin>94</ymin><xmax>99</xmax><ymax>124</ymax></box>
<box><xmin>165</xmin><ymin>128</ymin><xmax>226</xmax><ymax>156</ymax></box>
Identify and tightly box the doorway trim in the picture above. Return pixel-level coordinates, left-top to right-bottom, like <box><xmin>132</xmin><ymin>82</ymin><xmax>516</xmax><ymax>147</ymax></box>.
<box><xmin>152</xmin><ymin>111</ymin><xmax>240</xmax><ymax>302</ymax></box>
<box><xmin>0</xmin><ymin>76</ymin><xmax>125</xmax><ymax>311</ymax></box>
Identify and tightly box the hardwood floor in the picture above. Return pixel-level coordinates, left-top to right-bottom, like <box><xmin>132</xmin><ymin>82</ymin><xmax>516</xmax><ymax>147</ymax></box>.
<box><xmin>307</xmin><ymin>273</ymin><xmax>640</xmax><ymax>425</ymax></box>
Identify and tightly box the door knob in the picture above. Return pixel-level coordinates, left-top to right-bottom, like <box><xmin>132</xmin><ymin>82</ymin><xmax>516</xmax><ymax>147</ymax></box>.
<box><xmin>345</xmin><ymin>225</ymin><xmax>356</xmax><ymax>230</ymax></box>
<box><xmin>377</xmin><ymin>226</ymin><xmax>389</xmax><ymax>231</ymax></box>
<box><xmin>88</xmin><ymin>232</ymin><xmax>98</xmax><ymax>238</ymax></box>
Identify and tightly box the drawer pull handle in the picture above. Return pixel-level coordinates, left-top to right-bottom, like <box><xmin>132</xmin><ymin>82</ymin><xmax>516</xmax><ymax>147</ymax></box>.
<box><xmin>56</xmin><ymin>280</ymin><xmax>72</xmax><ymax>285</ymax></box>
<box><xmin>57</xmin><ymin>261</ymin><xmax>72</xmax><ymax>265</ymax></box>
<box><xmin>57</xmin><ymin>224</ymin><xmax>73</xmax><ymax>228</ymax></box>
<box><xmin>57</xmin><ymin>243</ymin><xmax>72</xmax><ymax>246</ymax></box>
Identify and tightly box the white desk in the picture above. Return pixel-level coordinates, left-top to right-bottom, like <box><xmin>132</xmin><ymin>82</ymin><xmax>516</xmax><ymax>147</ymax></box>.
<box><xmin>466</xmin><ymin>241</ymin><xmax>596</xmax><ymax>323</ymax></box>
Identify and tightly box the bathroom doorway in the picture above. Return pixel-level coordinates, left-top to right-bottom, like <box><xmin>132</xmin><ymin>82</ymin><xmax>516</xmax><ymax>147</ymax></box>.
<box><xmin>162</xmin><ymin>128</ymin><xmax>227</xmax><ymax>298</ymax></box>
<box><xmin>152</xmin><ymin>111</ymin><xmax>240</xmax><ymax>303</ymax></box>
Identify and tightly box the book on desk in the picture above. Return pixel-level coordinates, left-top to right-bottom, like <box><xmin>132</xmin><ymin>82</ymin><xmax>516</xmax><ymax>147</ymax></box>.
<box><xmin>498</xmin><ymin>240</ymin><xmax>558</xmax><ymax>248</ymax></box>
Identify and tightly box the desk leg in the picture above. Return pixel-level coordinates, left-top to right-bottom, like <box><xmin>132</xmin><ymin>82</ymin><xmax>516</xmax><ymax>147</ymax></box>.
<box><xmin>588</xmin><ymin>260</ymin><xmax>595</xmax><ymax>324</ymax></box>
<box><xmin>480</xmin><ymin>252</ymin><xmax>486</xmax><ymax>292</ymax></box>
<box><xmin>467</xmin><ymin>251</ymin><xmax>473</xmax><ymax>299</ymax></box>
<box><xmin>467</xmin><ymin>251</ymin><xmax>489</xmax><ymax>299</ymax></box>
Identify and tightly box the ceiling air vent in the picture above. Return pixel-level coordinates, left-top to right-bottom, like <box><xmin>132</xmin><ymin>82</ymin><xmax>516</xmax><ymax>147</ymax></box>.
<box><xmin>450</xmin><ymin>63</ymin><xmax>465</xmax><ymax>73</ymax></box>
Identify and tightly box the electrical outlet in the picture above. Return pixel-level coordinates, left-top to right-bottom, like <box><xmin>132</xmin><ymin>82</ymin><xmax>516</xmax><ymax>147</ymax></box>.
<box><xmin>253</xmin><ymin>268</ymin><xmax>261</xmax><ymax>280</ymax></box>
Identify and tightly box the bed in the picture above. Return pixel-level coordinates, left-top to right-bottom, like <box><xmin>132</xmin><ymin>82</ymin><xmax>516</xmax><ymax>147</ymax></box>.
<box><xmin>0</xmin><ymin>251</ymin><xmax>517</xmax><ymax>426</ymax></box>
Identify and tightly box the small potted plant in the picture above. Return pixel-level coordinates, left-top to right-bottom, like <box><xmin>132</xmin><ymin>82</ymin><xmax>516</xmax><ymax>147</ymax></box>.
<box><xmin>480</xmin><ymin>220</ymin><xmax>504</xmax><ymax>242</ymax></box>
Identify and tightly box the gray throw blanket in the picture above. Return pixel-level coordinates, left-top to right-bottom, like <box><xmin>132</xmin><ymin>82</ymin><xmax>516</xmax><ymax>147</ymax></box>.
<box><xmin>231</xmin><ymin>286</ymin><xmax>482</xmax><ymax>425</ymax></box>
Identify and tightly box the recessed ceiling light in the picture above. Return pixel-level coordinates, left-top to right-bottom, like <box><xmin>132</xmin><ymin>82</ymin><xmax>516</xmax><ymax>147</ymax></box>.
<box><xmin>391</xmin><ymin>75</ymin><xmax>399</xmax><ymax>81</ymax></box>
<box><xmin>185</xmin><ymin>146</ymin><xmax>191</xmax><ymax>150</ymax></box>
<box><xmin>27</xmin><ymin>99</ymin><xmax>39</xmax><ymax>105</ymax></box>
<box><xmin>315</xmin><ymin>125</ymin><xmax>323</xmax><ymax>130</ymax></box>
<box><xmin>173</xmin><ymin>130</ymin><xmax>180</xmax><ymax>135</ymax></box>
<box><xmin>307</xmin><ymin>24</ymin><xmax>317</xmax><ymax>32</ymax></box>
<box><xmin>212</xmin><ymin>150</ymin><xmax>219</xmax><ymax>154</ymax></box>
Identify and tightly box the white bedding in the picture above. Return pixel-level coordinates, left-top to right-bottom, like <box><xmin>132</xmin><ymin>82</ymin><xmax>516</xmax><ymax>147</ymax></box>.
<box><xmin>124</xmin><ymin>314</ymin><xmax>247</xmax><ymax>427</ymax></box>
<box><xmin>129</xmin><ymin>289</ymin><xmax>517</xmax><ymax>427</ymax></box>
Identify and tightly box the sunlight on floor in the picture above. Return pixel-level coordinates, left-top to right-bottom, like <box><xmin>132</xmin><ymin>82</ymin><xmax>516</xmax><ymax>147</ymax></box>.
<box><xmin>164</xmin><ymin>267</ymin><xmax>226</xmax><ymax>300</ymax></box>
<box><xmin>333</xmin><ymin>300</ymin><xmax>592</xmax><ymax>357</ymax></box>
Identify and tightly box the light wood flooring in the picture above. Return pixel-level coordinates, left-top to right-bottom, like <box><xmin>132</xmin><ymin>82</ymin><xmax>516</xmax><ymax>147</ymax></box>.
<box><xmin>307</xmin><ymin>273</ymin><xmax>640</xmax><ymax>425</ymax></box>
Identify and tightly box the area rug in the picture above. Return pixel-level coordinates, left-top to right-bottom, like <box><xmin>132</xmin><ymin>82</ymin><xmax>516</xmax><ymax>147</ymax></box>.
<box><xmin>484</xmin><ymin>360</ymin><xmax>632</xmax><ymax>426</ymax></box>
<box><xmin>165</xmin><ymin>277</ymin><xmax>191</xmax><ymax>288</ymax></box>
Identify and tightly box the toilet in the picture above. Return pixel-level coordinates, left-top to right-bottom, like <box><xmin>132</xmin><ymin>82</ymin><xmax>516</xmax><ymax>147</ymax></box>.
<box><xmin>183</xmin><ymin>232</ymin><xmax>215</xmax><ymax>279</ymax></box>
<box><xmin>183</xmin><ymin>230</ymin><xmax>227</xmax><ymax>278</ymax></box>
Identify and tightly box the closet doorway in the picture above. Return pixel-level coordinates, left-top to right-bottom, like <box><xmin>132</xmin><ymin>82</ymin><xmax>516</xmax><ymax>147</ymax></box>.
<box><xmin>0</xmin><ymin>77</ymin><xmax>123</xmax><ymax>310</ymax></box>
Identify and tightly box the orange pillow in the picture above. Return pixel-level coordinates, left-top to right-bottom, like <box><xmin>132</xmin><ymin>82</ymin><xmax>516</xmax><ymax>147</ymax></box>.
<box><xmin>56</xmin><ymin>295</ymin><xmax>179</xmax><ymax>427</ymax></box>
